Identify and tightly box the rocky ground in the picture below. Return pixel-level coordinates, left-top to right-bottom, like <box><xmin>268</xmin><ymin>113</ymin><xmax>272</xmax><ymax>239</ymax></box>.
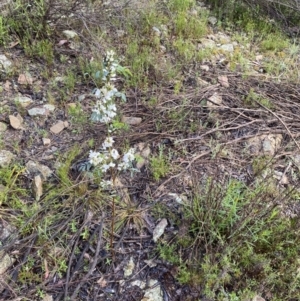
<box><xmin>0</xmin><ymin>1</ymin><xmax>300</xmax><ymax>300</ymax></box>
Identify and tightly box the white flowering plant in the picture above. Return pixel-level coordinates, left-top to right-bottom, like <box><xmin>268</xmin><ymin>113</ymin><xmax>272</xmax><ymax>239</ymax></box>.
<box><xmin>90</xmin><ymin>50</ymin><xmax>129</xmax><ymax>124</ymax></box>
<box><xmin>85</xmin><ymin>50</ymin><xmax>136</xmax><ymax>184</ymax></box>
<box><xmin>88</xmin><ymin>137</ymin><xmax>136</xmax><ymax>184</ymax></box>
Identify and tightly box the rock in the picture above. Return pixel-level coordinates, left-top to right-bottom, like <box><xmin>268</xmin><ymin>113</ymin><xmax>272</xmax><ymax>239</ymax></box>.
<box><xmin>140</xmin><ymin>145</ymin><xmax>151</xmax><ymax>158</ymax></box>
<box><xmin>116</xmin><ymin>30</ymin><xmax>126</xmax><ymax>38</ymax></box>
<box><xmin>220</xmin><ymin>44</ymin><xmax>234</xmax><ymax>52</ymax></box>
<box><xmin>32</xmin><ymin>175</ymin><xmax>43</xmax><ymax>201</ymax></box>
<box><xmin>43</xmin><ymin>104</ymin><xmax>55</xmax><ymax>112</ymax></box>
<box><xmin>247</xmin><ymin>134</ymin><xmax>282</xmax><ymax>156</ymax></box>
<box><xmin>197</xmin><ymin>77</ymin><xmax>210</xmax><ymax>87</ymax></box>
<box><xmin>207</xmin><ymin>92</ymin><xmax>222</xmax><ymax>107</ymax></box>
<box><xmin>160</xmin><ymin>24</ymin><xmax>168</xmax><ymax>36</ymax></box>
<box><xmin>159</xmin><ymin>45</ymin><xmax>167</xmax><ymax>53</ymax></box>
<box><xmin>0</xmin><ymin>122</ymin><xmax>7</xmax><ymax>132</ymax></box>
<box><xmin>42</xmin><ymin>294</ymin><xmax>53</xmax><ymax>301</ymax></box>
<box><xmin>208</xmin><ymin>16</ymin><xmax>218</xmax><ymax>25</ymax></box>
<box><xmin>121</xmin><ymin>116</ymin><xmax>142</xmax><ymax>125</ymax></box>
<box><xmin>0</xmin><ymin>251</ymin><xmax>15</xmax><ymax>274</ymax></box>
<box><xmin>247</xmin><ymin>136</ymin><xmax>262</xmax><ymax>155</ymax></box>
<box><xmin>18</xmin><ymin>73</ymin><xmax>33</xmax><ymax>85</ymax></box>
<box><xmin>144</xmin><ymin>259</ymin><xmax>157</xmax><ymax>268</ymax></box>
<box><xmin>25</xmin><ymin>160</ymin><xmax>52</xmax><ymax>180</ymax></box>
<box><xmin>136</xmin><ymin>143</ymin><xmax>151</xmax><ymax>169</ymax></box>
<box><xmin>123</xmin><ymin>256</ymin><xmax>135</xmax><ymax>277</ymax></box>
<box><xmin>292</xmin><ymin>154</ymin><xmax>300</xmax><ymax>169</ymax></box>
<box><xmin>62</xmin><ymin>30</ymin><xmax>78</xmax><ymax>39</ymax></box>
<box><xmin>0</xmin><ymin>55</ymin><xmax>12</xmax><ymax>72</ymax></box>
<box><xmin>130</xmin><ymin>280</ymin><xmax>146</xmax><ymax>289</ymax></box>
<box><xmin>218</xmin><ymin>75</ymin><xmax>229</xmax><ymax>87</ymax></box>
<box><xmin>200</xmin><ymin>38</ymin><xmax>216</xmax><ymax>49</ymax></box>
<box><xmin>153</xmin><ymin>218</ymin><xmax>168</xmax><ymax>242</ymax></box>
<box><xmin>0</xmin><ymin>219</ymin><xmax>16</xmax><ymax>242</ymax></box>
<box><xmin>168</xmin><ymin>193</ymin><xmax>188</xmax><ymax>205</ymax></box>
<box><xmin>190</xmin><ymin>9</ymin><xmax>198</xmax><ymax>16</ymax></box>
<box><xmin>28</xmin><ymin>107</ymin><xmax>48</xmax><ymax>116</ymax></box>
<box><xmin>14</xmin><ymin>96</ymin><xmax>33</xmax><ymax>108</ymax></box>
<box><xmin>262</xmin><ymin>134</ymin><xmax>282</xmax><ymax>156</ymax></box>
<box><xmin>0</xmin><ymin>150</ymin><xmax>15</xmax><ymax>167</ymax></box>
<box><xmin>42</xmin><ymin>138</ymin><xmax>51</xmax><ymax>146</ymax></box>
<box><xmin>54</xmin><ymin>76</ymin><xmax>65</xmax><ymax>83</ymax></box>
<box><xmin>256</xmin><ymin>55</ymin><xmax>263</xmax><ymax>61</ymax></box>
<box><xmin>142</xmin><ymin>279</ymin><xmax>163</xmax><ymax>301</ymax></box>
<box><xmin>3</xmin><ymin>80</ymin><xmax>11</xmax><ymax>92</ymax></box>
<box><xmin>152</xmin><ymin>26</ymin><xmax>161</xmax><ymax>36</ymax></box>
<box><xmin>217</xmin><ymin>33</ymin><xmax>231</xmax><ymax>44</ymax></box>
<box><xmin>50</xmin><ymin>120</ymin><xmax>68</xmax><ymax>134</ymax></box>
<box><xmin>9</xmin><ymin>114</ymin><xmax>23</xmax><ymax>130</ymax></box>
<box><xmin>273</xmin><ymin>170</ymin><xmax>289</xmax><ymax>185</ymax></box>
<box><xmin>200</xmin><ymin>65</ymin><xmax>210</xmax><ymax>71</ymax></box>
<box><xmin>78</xmin><ymin>94</ymin><xmax>86</xmax><ymax>102</ymax></box>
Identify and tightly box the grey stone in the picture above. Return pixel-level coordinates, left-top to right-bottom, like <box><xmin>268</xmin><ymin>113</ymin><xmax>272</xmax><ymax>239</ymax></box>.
<box><xmin>0</xmin><ymin>150</ymin><xmax>15</xmax><ymax>167</ymax></box>
<box><xmin>26</xmin><ymin>160</ymin><xmax>52</xmax><ymax>180</ymax></box>
<box><xmin>32</xmin><ymin>175</ymin><xmax>43</xmax><ymax>201</ymax></box>
<box><xmin>143</xmin><ymin>279</ymin><xmax>163</xmax><ymax>301</ymax></box>
<box><xmin>0</xmin><ymin>55</ymin><xmax>12</xmax><ymax>72</ymax></box>
<box><xmin>208</xmin><ymin>16</ymin><xmax>218</xmax><ymax>25</ymax></box>
<box><xmin>153</xmin><ymin>218</ymin><xmax>168</xmax><ymax>242</ymax></box>
<box><xmin>124</xmin><ymin>256</ymin><xmax>135</xmax><ymax>277</ymax></box>
<box><xmin>152</xmin><ymin>27</ymin><xmax>161</xmax><ymax>36</ymax></box>
<box><xmin>78</xmin><ymin>94</ymin><xmax>86</xmax><ymax>102</ymax></box>
<box><xmin>0</xmin><ymin>251</ymin><xmax>14</xmax><ymax>275</ymax></box>
<box><xmin>43</xmin><ymin>104</ymin><xmax>55</xmax><ymax>112</ymax></box>
<box><xmin>200</xmin><ymin>38</ymin><xmax>216</xmax><ymax>49</ymax></box>
<box><xmin>0</xmin><ymin>122</ymin><xmax>7</xmax><ymax>132</ymax></box>
<box><xmin>14</xmin><ymin>96</ymin><xmax>33</xmax><ymax>108</ymax></box>
<box><xmin>28</xmin><ymin>107</ymin><xmax>48</xmax><ymax>116</ymax></box>
<box><xmin>62</xmin><ymin>30</ymin><xmax>78</xmax><ymax>39</ymax></box>
<box><xmin>220</xmin><ymin>44</ymin><xmax>234</xmax><ymax>52</ymax></box>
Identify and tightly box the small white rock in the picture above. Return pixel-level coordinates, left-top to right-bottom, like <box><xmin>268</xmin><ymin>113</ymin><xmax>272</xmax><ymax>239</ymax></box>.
<box><xmin>0</xmin><ymin>55</ymin><xmax>12</xmax><ymax>72</ymax></box>
<box><xmin>0</xmin><ymin>150</ymin><xmax>16</xmax><ymax>167</ymax></box>
<box><xmin>32</xmin><ymin>175</ymin><xmax>43</xmax><ymax>201</ymax></box>
<box><xmin>28</xmin><ymin>107</ymin><xmax>48</xmax><ymax>116</ymax></box>
<box><xmin>124</xmin><ymin>256</ymin><xmax>135</xmax><ymax>277</ymax></box>
<box><xmin>26</xmin><ymin>160</ymin><xmax>53</xmax><ymax>180</ymax></box>
<box><xmin>63</xmin><ymin>30</ymin><xmax>78</xmax><ymax>39</ymax></box>
<box><xmin>208</xmin><ymin>92</ymin><xmax>223</xmax><ymax>107</ymax></box>
<box><xmin>122</xmin><ymin>116</ymin><xmax>142</xmax><ymax>125</ymax></box>
<box><xmin>153</xmin><ymin>218</ymin><xmax>168</xmax><ymax>242</ymax></box>
<box><xmin>14</xmin><ymin>96</ymin><xmax>33</xmax><ymax>108</ymax></box>
<box><xmin>220</xmin><ymin>44</ymin><xmax>234</xmax><ymax>52</ymax></box>
<box><xmin>142</xmin><ymin>279</ymin><xmax>163</xmax><ymax>301</ymax></box>
<box><xmin>152</xmin><ymin>26</ymin><xmax>161</xmax><ymax>36</ymax></box>
<box><xmin>43</xmin><ymin>104</ymin><xmax>56</xmax><ymax>112</ymax></box>
<box><xmin>208</xmin><ymin>16</ymin><xmax>218</xmax><ymax>25</ymax></box>
<box><xmin>42</xmin><ymin>138</ymin><xmax>51</xmax><ymax>145</ymax></box>
<box><xmin>200</xmin><ymin>65</ymin><xmax>210</xmax><ymax>71</ymax></box>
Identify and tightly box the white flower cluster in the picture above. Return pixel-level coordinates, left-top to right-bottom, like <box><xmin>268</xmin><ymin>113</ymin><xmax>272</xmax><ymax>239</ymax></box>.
<box><xmin>89</xmin><ymin>137</ymin><xmax>135</xmax><ymax>173</ymax></box>
<box><xmin>91</xmin><ymin>50</ymin><xmax>126</xmax><ymax>124</ymax></box>
<box><xmin>103</xmin><ymin>50</ymin><xmax>118</xmax><ymax>82</ymax></box>
<box><xmin>92</xmin><ymin>83</ymin><xmax>118</xmax><ymax>123</ymax></box>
